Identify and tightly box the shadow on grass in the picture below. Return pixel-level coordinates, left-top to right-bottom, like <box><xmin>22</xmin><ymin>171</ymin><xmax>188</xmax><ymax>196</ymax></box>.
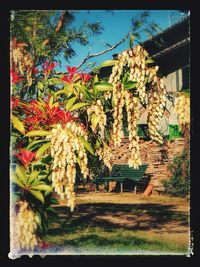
<box><xmin>48</xmin><ymin>203</ymin><xmax>189</xmax><ymax>236</ymax></box>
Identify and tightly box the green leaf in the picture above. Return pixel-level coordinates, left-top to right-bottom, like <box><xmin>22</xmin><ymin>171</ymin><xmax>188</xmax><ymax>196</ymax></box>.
<box><xmin>93</xmin><ymin>74</ymin><xmax>99</xmax><ymax>85</ymax></box>
<box><xmin>35</xmin><ymin>212</ymin><xmax>42</xmax><ymax>226</ymax></box>
<box><xmin>79</xmin><ymin>137</ymin><xmax>94</xmax><ymax>155</ymax></box>
<box><xmin>28</xmin><ymin>170</ymin><xmax>40</xmax><ymax>185</ymax></box>
<box><xmin>31</xmin><ymin>184</ymin><xmax>52</xmax><ymax>192</ymax></box>
<box><xmin>36</xmin><ymin>142</ymin><xmax>51</xmax><ymax>159</ymax></box>
<box><xmin>41</xmin><ymin>155</ymin><xmax>52</xmax><ymax>164</ymax></box>
<box><xmin>48</xmin><ymin>78</ymin><xmax>63</xmax><ymax>85</ymax></box>
<box><xmin>129</xmin><ymin>33</ymin><xmax>134</xmax><ymax>48</ymax></box>
<box><xmin>75</xmin><ymin>84</ymin><xmax>93</xmax><ymax>101</ymax></box>
<box><xmin>65</xmin><ymin>96</ymin><xmax>77</xmax><ymax>111</ymax></box>
<box><xmin>25</xmin><ymin>130</ymin><xmax>51</xmax><ymax>137</ymax></box>
<box><xmin>54</xmin><ymin>89</ymin><xmax>66</xmax><ymax>96</ymax></box>
<box><xmin>48</xmin><ymin>95</ymin><xmax>54</xmax><ymax>108</ymax></box>
<box><xmin>145</xmin><ymin>57</ymin><xmax>155</xmax><ymax>64</ymax></box>
<box><xmin>12</xmin><ymin>115</ymin><xmax>25</xmax><ymax>135</ymax></box>
<box><xmin>12</xmin><ymin>173</ymin><xmax>25</xmax><ymax>188</ymax></box>
<box><xmin>26</xmin><ymin>140</ymin><xmax>47</xmax><ymax>151</ymax></box>
<box><xmin>37</xmin><ymin>81</ymin><xmax>44</xmax><ymax>91</ymax></box>
<box><xmin>93</xmin><ymin>82</ymin><xmax>113</xmax><ymax>92</ymax></box>
<box><xmin>69</xmin><ymin>102</ymin><xmax>90</xmax><ymax>112</ymax></box>
<box><xmin>123</xmin><ymin>81</ymin><xmax>138</xmax><ymax>90</ymax></box>
<box><xmin>29</xmin><ymin>190</ymin><xmax>44</xmax><ymax>203</ymax></box>
<box><xmin>15</xmin><ymin>165</ymin><xmax>26</xmax><ymax>182</ymax></box>
<box><xmin>94</xmin><ymin>60</ymin><xmax>118</xmax><ymax>70</ymax></box>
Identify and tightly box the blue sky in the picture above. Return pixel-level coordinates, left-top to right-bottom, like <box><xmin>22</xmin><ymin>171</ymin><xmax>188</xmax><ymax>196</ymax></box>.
<box><xmin>56</xmin><ymin>10</ymin><xmax>187</xmax><ymax>73</ymax></box>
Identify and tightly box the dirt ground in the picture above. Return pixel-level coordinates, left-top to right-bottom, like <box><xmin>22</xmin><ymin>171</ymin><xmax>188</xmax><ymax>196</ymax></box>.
<box><xmin>58</xmin><ymin>192</ymin><xmax>190</xmax><ymax>246</ymax></box>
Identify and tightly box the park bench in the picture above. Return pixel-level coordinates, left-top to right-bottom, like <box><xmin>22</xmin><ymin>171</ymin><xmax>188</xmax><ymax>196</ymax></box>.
<box><xmin>93</xmin><ymin>164</ymin><xmax>148</xmax><ymax>193</ymax></box>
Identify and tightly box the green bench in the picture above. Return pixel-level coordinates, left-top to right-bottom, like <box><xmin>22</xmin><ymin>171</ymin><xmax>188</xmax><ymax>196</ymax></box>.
<box><xmin>93</xmin><ymin>164</ymin><xmax>148</xmax><ymax>193</ymax></box>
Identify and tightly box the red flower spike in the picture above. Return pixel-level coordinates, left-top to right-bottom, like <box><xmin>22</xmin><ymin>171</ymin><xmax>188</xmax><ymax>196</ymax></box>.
<box><xmin>42</xmin><ymin>61</ymin><xmax>56</xmax><ymax>74</ymax></box>
<box><xmin>66</xmin><ymin>66</ymin><xmax>78</xmax><ymax>75</ymax></box>
<box><xmin>11</xmin><ymin>97</ymin><xmax>20</xmax><ymax>109</ymax></box>
<box><xmin>15</xmin><ymin>148</ymin><xmax>36</xmax><ymax>167</ymax></box>
<box><xmin>10</xmin><ymin>70</ymin><xmax>24</xmax><ymax>84</ymax></box>
<box><xmin>32</xmin><ymin>67</ymin><xmax>39</xmax><ymax>75</ymax></box>
<box><xmin>80</xmin><ymin>73</ymin><xmax>92</xmax><ymax>82</ymax></box>
<box><xmin>61</xmin><ymin>76</ymin><xmax>71</xmax><ymax>83</ymax></box>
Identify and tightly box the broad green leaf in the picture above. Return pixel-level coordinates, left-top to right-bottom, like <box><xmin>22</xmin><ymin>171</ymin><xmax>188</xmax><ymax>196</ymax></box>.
<box><xmin>64</xmin><ymin>83</ymin><xmax>74</xmax><ymax>98</ymax></box>
<box><xmin>29</xmin><ymin>190</ymin><xmax>44</xmax><ymax>203</ymax></box>
<box><xmin>129</xmin><ymin>33</ymin><xmax>134</xmax><ymax>48</ymax></box>
<box><xmin>12</xmin><ymin>173</ymin><xmax>25</xmax><ymax>188</ymax></box>
<box><xmin>123</xmin><ymin>81</ymin><xmax>138</xmax><ymax>90</ymax></box>
<box><xmin>48</xmin><ymin>95</ymin><xmax>54</xmax><ymax>108</ymax></box>
<box><xmin>31</xmin><ymin>184</ymin><xmax>52</xmax><ymax>192</ymax></box>
<box><xmin>69</xmin><ymin>102</ymin><xmax>90</xmax><ymax>112</ymax></box>
<box><xmin>28</xmin><ymin>171</ymin><xmax>40</xmax><ymax>185</ymax></box>
<box><xmin>48</xmin><ymin>78</ymin><xmax>63</xmax><ymax>85</ymax></box>
<box><xmin>79</xmin><ymin>137</ymin><xmax>94</xmax><ymax>155</ymax></box>
<box><xmin>93</xmin><ymin>82</ymin><xmax>113</xmax><ymax>92</ymax></box>
<box><xmin>26</xmin><ymin>140</ymin><xmax>47</xmax><ymax>151</ymax></box>
<box><xmin>25</xmin><ymin>130</ymin><xmax>51</xmax><ymax>137</ymax></box>
<box><xmin>15</xmin><ymin>165</ymin><xmax>26</xmax><ymax>182</ymax></box>
<box><xmin>75</xmin><ymin>84</ymin><xmax>93</xmax><ymax>101</ymax></box>
<box><xmin>37</xmin><ymin>81</ymin><xmax>44</xmax><ymax>91</ymax></box>
<box><xmin>35</xmin><ymin>212</ymin><xmax>42</xmax><ymax>226</ymax></box>
<box><xmin>54</xmin><ymin>89</ymin><xmax>66</xmax><ymax>96</ymax></box>
<box><xmin>36</xmin><ymin>142</ymin><xmax>51</xmax><ymax>159</ymax></box>
<box><xmin>12</xmin><ymin>115</ymin><xmax>25</xmax><ymax>135</ymax></box>
<box><xmin>65</xmin><ymin>96</ymin><xmax>77</xmax><ymax>111</ymax></box>
<box><xmin>93</xmin><ymin>74</ymin><xmax>99</xmax><ymax>85</ymax></box>
<box><xmin>95</xmin><ymin>60</ymin><xmax>118</xmax><ymax>70</ymax></box>
<box><xmin>145</xmin><ymin>57</ymin><xmax>155</xmax><ymax>64</ymax></box>
<box><xmin>41</xmin><ymin>155</ymin><xmax>52</xmax><ymax>164</ymax></box>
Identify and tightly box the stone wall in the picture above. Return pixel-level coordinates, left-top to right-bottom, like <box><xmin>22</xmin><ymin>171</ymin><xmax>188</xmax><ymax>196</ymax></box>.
<box><xmin>110</xmin><ymin>138</ymin><xmax>185</xmax><ymax>193</ymax></box>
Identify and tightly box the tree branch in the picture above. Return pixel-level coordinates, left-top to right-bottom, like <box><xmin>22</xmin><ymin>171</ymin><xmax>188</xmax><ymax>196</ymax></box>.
<box><xmin>76</xmin><ymin>34</ymin><xmax>129</xmax><ymax>70</ymax></box>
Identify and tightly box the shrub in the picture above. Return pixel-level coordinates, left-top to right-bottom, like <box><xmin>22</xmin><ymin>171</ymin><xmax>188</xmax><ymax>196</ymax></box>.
<box><xmin>163</xmin><ymin>150</ymin><xmax>190</xmax><ymax>197</ymax></box>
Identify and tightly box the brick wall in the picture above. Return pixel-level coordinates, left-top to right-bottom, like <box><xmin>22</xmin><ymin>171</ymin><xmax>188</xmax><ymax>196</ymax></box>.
<box><xmin>110</xmin><ymin>138</ymin><xmax>185</xmax><ymax>192</ymax></box>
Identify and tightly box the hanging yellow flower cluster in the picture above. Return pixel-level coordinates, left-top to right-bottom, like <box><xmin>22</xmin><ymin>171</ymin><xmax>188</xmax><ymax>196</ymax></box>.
<box><xmin>87</xmin><ymin>99</ymin><xmax>107</xmax><ymax>139</ymax></box>
<box><xmin>11</xmin><ymin>201</ymin><xmax>39</xmax><ymax>252</ymax></box>
<box><xmin>147</xmin><ymin>80</ymin><xmax>166</xmax><ymax>144</ymax></box>
<box><xmin>125</xmin><ymin>91</ymin><xmax>141</xmax><ymax>168</ymax></box>
<box><xmin>96</xmin><ymin>142</ymin><xmax>113</xmax><ymax>171</ymax></box>
<box><xmin>10</xmin><ymin>42</ymin><xmax>34</xmax><ymax>86</ymax></box>
<box><xmin>174</xmin><ymin>93</ymin><xmax>190</xmax><ymax>130</ymax></box>
<box><xmin>49</xmin><ymin>122</ymin><xmax>89</xmax><ymax>211</ymax></box>
<box><xmin>111</xmin><ymin>83</ymin><xmax>125</xmax><ymax>146</ymax></box>
<box><xmin>108</xmin><ymin>45</ymin><xmax>166</xmax><ymax>168</ymax></box>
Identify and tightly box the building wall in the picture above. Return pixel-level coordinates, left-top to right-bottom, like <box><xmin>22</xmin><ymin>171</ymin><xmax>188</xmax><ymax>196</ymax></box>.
<box><xmin>110</xmin><ymin>138</ymin><xmax>185</xmax><ymax>193</ymax></box>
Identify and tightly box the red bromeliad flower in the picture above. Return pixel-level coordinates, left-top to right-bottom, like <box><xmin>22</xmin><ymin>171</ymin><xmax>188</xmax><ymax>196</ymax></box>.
<box><xmin>61</xmin><ymin>66</ymin><xmax>79</xmax><ymax>84</ymax></box>
<box><xmin>23</xmin><ymin>98</ymin><xmax>78</xmax><ymax>129</ymax></box>
<box><xmin>10</xmin><ymin>70</ymin><xmax>24</xmax><ymax>84</ymax></box>
<box><xmin>32</xmin><ymin>67</ymin><xmax>39</xmax><ymax>75</ymax></box>
<box><xmin>55</xmin><ymin>109</ymin><xmax>78</xmax><ymax>124</ymax></box>
<box><xmin>11</xmin><ymin>97</ymin><xmax>20</xmax><ymax>109</ymax></box>
<box><xmin>80</xmin><ymin>73</ymin><xmax>92</xmax><ymax>82</ymax></box>
<box><xmin>15</xmin><ymin>148</ymin><xmax>36</xmax><ymax>167</ymax></box>
<box><xmin>42</xmin><ymin>61</ymin><xmax>56</xmax><ymax>76</ymax></box>
<box><xmin>67</xmin><ymin>66</ymin><xmax>78</xmax><ymax>76</ymax></box>
<box><xmin>61</xmin><ymin>75</ymin><xmax>71</xmax><ymax>83</ymax></box>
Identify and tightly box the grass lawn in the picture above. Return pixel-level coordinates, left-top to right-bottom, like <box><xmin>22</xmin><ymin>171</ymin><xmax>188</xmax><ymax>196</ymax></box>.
<box><xmin>43</xmin><ymin>193</ymin><xmax>190</xmax><ymax>255</ymax></box>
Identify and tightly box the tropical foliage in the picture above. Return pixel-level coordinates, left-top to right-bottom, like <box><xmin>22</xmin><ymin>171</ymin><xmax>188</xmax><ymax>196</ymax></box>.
<box><xmin>10</xmin><ymin>10</ymin><xmax>189</xmax><ymax>254</ymax></box>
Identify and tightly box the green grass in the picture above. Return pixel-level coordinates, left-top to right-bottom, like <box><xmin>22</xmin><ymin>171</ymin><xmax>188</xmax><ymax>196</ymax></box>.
<box><xmin>42</xmin><ymin>202</ymin><xmax>190</xmax><ymax>255</ymax></box>
<box><xmin>45</xmin><ymin>227</ymin><xmax>188</xmax><ymax>254</ymax></box>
